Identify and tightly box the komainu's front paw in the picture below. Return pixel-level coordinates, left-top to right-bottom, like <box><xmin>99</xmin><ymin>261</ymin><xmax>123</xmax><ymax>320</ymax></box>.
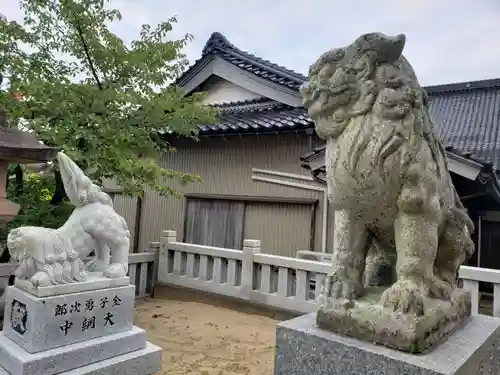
<box><xmin>428</xmin><ymin>275</ymin><xmax>453</xmax><ymax>300</ymax></box>
<box><xmin>380</xmin><ymin>278</ymin><xmax>426</xmax><ymax>316</ymax></box>
<box><xmin>317</xmin><ymin>274</ymin><xmax>362</xmax><ymax>310</ymax></box>
<box><xmin>104</xmin><ymin>263</ymin><xmax>128</xmax><ymax>279</ymax></box>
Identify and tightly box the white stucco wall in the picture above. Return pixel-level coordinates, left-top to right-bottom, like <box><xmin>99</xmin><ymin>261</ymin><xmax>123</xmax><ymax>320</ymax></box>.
<box><xmin>202</xmin><ymin>77</ymin><xmax>262</xmax><ymax>104</ymax></box>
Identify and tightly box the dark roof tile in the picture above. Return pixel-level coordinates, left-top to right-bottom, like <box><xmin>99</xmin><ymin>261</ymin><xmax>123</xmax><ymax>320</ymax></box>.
<box><xmin>198</xmin><ymin>98</ymin><xmax>313</xmax><ymax>135</ymax></box>
<box><xmin>429</xmin><ymin>85</ymin><xmax>500</xmax><ymax>170</ymax></box>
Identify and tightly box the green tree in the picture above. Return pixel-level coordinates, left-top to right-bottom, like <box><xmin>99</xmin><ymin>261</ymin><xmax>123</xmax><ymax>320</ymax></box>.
<box><xmin>0</xmin><ymin>0</ymin><xmax>215</xmax><ymax>203</ymax></box>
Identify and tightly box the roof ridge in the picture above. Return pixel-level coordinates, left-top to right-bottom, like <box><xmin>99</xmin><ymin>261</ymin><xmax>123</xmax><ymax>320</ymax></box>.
<box><xmin>201</xmin><ymin>32</ymin><xmax>236</xmax><ymax>56</ymax></box>
<box><xmin>201</xmin><ymin>31</ymin><xmax>306</xmax><ymax>83</ymax></box>
<box><xmin>208</xmin><ymin>97</ymin><xmax>278</xmax><ymax>108</ymax></box>
<box><xmin>425</xmin><ymin>78</ymin><xmax>500</xmax><ymax>95</ymax></box>
<box><xmin>228</xmin><ymin>49</ymin><xmax>306</xmax><ymax>82</ymax></box>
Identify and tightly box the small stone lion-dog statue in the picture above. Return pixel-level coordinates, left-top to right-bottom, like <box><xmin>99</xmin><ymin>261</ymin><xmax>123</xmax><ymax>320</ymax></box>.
<box><xmin>300</xmin><ymin>32</ymin><xmax>475</xmax><ymax>353</ymax></box>
<box><xmin>8</xmin><ymin>152</ymin><xmax>130</xmax><ymax>287</ymax></box>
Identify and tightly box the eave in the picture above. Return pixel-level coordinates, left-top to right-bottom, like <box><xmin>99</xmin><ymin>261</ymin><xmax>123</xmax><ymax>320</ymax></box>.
<box><xmin>446</xmin><ymin>152</ymin><xmax>482</xmax><ymax>181</ymax></box>
<box><xmin>300</xmin><ymin>145</ymin><xmax>500</xmax><ymax>204</ymax></box>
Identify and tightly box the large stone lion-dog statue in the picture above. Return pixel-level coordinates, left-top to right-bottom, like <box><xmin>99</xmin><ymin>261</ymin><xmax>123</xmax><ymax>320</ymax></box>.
<box><xmin>300</xmin><ymin>32</ymin><xmax>475</xmax><ymax>320</ymax></box>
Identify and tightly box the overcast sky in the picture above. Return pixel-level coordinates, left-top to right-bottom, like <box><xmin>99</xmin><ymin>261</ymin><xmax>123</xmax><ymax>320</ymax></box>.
<box><xmin>4</xmin><ymin>0</ymin><xmax>500</xmax><ymax>86</ymax></box>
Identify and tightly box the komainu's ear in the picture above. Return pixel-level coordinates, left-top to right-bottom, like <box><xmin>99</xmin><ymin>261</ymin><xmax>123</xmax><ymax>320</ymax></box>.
<box><xmin>354</xmin><ymin>32</ymin><xmax>406</xmax><ymax>63</ymax></box>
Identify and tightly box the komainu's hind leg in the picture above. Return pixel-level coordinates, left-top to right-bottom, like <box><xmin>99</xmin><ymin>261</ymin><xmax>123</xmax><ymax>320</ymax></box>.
<box><xmin>434</xmin><ymin>219</ymin><xmax>474</xmax><ymax>292</ymax></box>
<box><xmin>88</xmin><ymin>216</ymin><xmax>130</xmax><ymax>279</ymax></box>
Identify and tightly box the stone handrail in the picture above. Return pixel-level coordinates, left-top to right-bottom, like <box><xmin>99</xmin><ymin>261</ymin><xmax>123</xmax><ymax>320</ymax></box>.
<box><xmin>159</xmin><ymin>230</ymin><xmax>496</xmax><ymax>316</ymax></box>
<box><xmin>158</xmin><ymin>230</ymin><xmax>330</xmax><ymax>314</ymax></box>
<box><xmin>459</xmin><ymin>265</ymin><xmax>500</xmax><ymax>316</ymax></box>
<box><xmin>129</xmin><ymin>242</ymin><xmax>160</xmax><ymax>298</ymax></box>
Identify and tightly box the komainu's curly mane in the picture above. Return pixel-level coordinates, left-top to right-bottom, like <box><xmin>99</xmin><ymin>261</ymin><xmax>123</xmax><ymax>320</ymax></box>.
<box><xmin>300</xmin><ymin>33</ymin><xmax>447</xmax><ymax>180</ymax></box>
<box><xmin>8</xmin><ymin>226</ymin><xmax>86</xmax><ymax>286</ymax></box>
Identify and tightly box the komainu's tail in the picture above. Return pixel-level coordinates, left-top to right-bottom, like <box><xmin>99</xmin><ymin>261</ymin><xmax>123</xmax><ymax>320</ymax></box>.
<box><xmin>57</xmin><ymin>153</ymin><xmax>113</xmax><ymax>208</ymax></box>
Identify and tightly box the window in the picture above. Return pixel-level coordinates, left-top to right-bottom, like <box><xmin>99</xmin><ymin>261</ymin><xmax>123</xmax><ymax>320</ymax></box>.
<box><xmin>184</xmin><ymin>199</ymin><xmax>245</xmax><ymax>249</ymax></box>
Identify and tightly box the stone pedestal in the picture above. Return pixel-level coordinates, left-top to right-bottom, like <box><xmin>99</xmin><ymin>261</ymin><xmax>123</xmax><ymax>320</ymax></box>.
<box><xmin>316</xmin><ymin>288</ymin><xmax>471</xmax><ymax>353</ymax></box>
<box><xmin>0</xmin><ymin>278</ymin><xmax>162</xmax><ymax>375</ymax></box>
<box><xmin>274</xmin><ymin>313</ymin><xmax>500</xmax><ymax>375</ymax></box>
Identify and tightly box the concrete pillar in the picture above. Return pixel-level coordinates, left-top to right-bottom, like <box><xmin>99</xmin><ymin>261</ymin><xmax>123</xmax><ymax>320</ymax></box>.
<box><xmin>158</xmin><ymin>230</ymin><xmax>177</xmax><ymax>283</ymax></box>
<box><xmin>241</xmin><ymin>239</ymin><xmax>260</xmax><ymax>299</ymax></box>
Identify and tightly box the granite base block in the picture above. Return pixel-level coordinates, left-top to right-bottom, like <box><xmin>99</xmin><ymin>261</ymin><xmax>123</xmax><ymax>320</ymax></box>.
<box><xmin>0</xmin><ymin>342</ymin><xmax>162</xmax><ymax>375</ymax></box>
<box><xmin>275</xmin><ymin>313</ymin><xmax>500</xmax><ymax>375</ymax></box>
<box><xmin>15</xmin><ymin>273</ymin><xmax>130</xmax><ymax>297</ymax></box>
<box><xmin>0</xmin><ymin>326</ymin><xmax>147</xmax><ymax>375</ymax></box>
<box><xmin>3</xmin><ymin>285</ymin><xmax>135</xmax><ymax>353</ymax></box>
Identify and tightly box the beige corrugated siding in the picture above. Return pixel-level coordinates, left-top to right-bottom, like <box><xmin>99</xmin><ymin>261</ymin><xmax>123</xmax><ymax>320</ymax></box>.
<box><xmin>243</xmin><ymin>202</ymin><xmax>313</xmax><ymax>257</ymax></box>
<box><xmin>116</xmin><ymin>133</ymin><xmax>333</xmax><ymax>256</ymax></box>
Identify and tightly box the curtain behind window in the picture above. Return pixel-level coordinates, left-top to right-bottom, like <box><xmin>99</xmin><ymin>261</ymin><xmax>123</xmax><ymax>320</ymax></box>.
<box><xmin>184</xmin><ymin>199</ymin><xmax>245</xmax><ymax>249</ymax></box>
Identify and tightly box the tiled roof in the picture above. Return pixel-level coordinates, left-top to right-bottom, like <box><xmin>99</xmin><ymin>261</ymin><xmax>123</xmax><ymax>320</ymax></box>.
<box><xmin>198</xmin><ymin>98</ymin><xmax>313</xmax><ymax>134</ymax></box>
<box><xmin>198</xmin><ymin>80</ymin><xmax>500</xmax><ymax>170</ymax></box>
<box><xmin>178</xmin><ymin>31</ymin><xmax>500</xmax><ymax>170</ymax></box>
<box><xmin>427</xmin><ymin>79</ymin><xmax>500</xmax><ymax>170</ymax></box>
<box><xmin>177</xmin><ymin>32</ymin><xmax>306</xmax><ymax>90</ymax></box>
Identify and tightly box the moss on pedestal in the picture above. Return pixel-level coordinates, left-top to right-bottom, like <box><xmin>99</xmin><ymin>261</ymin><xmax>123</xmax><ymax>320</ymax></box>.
<box><xmin>316</xmin><ymin>289</ymin><xmax>471</xmax><ymax>354</ymax></box>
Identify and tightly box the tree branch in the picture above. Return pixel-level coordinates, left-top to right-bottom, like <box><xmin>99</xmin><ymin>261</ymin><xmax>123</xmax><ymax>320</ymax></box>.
<box><xmin>73</xmin><ymin>15</ymin><xmax>103</xmax><ymax>90</ymax></box>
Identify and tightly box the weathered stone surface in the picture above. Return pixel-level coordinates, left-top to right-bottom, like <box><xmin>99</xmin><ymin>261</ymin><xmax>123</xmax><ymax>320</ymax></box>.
<box><xmin>0</xmin><ymin>326</ymin><xmax>146</xmax><ymax>375</ymax></box>
<box><xmin>299</xmin><ymin>32</ymin><xmax>476</xmax><ymax>352</ymax></box>
<box><xmin>3</xmin><ymin>285</ymin><xmax>134</xmax><ymax>353</ymax></box>
<box><xmin>0</xmin><ymin>342</ymin><xmax>162</xmax><ymax>375</ymax></box>
<box><xmin>317</xmin><ymin>288</ymin><xmax>470</xmax><ymax>353</ymax></box>
<box><xmin>275</xmin><ymin>313</ymin><xmax>500</xmax><ymax>375</ymax></box>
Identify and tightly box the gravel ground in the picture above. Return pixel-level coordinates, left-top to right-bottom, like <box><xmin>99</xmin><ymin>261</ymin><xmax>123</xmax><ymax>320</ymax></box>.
<box><xmin>134</xmin><ymin>285</ymin><xmax>296</xmax><ymax>375</ymax></box>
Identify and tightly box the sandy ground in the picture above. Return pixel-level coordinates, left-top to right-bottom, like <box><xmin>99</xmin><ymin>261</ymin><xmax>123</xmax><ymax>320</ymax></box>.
<box><xmin>134</xmin><ymin>286</ymin><xmax>296</xmax><ymax>375</ymax></box>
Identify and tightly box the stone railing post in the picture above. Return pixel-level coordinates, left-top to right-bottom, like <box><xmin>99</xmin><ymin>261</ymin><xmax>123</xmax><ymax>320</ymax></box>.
<box><xmin>241</xmin><ymin>239</ymin><xmax>260</xmax><ymax>299</ymax></box>
<box><xmin>158</xmin><ymin>230</ymin><xmax>177</xmax><ymax>284</ymax></box>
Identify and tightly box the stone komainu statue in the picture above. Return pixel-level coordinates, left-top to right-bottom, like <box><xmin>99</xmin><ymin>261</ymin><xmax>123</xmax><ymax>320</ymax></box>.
<box><xmin>8</xmin><ymin>153</ymin><xmax>130</xmax><ymax>287</ymax></box>
<box><xmin>300</xmin><ymin>33</ymin><xmax>475</xmax><ymax>317</ymax></box>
